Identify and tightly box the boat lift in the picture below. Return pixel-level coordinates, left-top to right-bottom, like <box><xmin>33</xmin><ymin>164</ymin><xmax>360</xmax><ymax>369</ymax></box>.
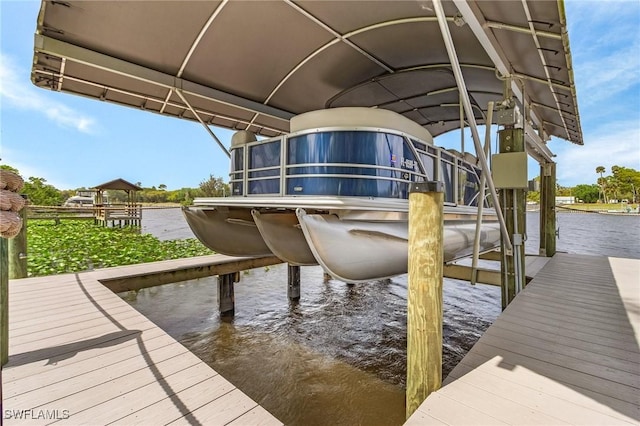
<box><xmin>27</xmin><ymin>0</ymin><xmax>584</xmax><ymax>417</ymax></box>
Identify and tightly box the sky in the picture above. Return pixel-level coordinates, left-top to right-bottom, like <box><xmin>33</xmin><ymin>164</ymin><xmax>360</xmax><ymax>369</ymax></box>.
<box><xmin>1</xmin><ymin>0</ymin><xmax>639</xmax><ymax>191</ymax></box>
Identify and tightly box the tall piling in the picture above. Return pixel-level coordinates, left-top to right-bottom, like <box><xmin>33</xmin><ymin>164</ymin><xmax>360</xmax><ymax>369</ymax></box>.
<box><xmin>406</xmin><ymin>181</ymin><xmax>443</xmax><ymax>419</ymax></box>
<box><xmin>287</xmin><ymin>264</ymin><xmax>301</xmax><ymax>301</ymax></box>
<box><xmin>540</xmin><ymin>162</ymin><xmax>557</xmax><ymax>257</ymax></box>
<box><xmin>1</xmin><ymin>237</ymin><xmax>8</xmax><ymax>366</ymax></box>
<box><xmin>9</xmin><ymin>198</ymin><xmax>27</xmax><ymax>279</ymax></box>
<box><xmin>218</xmin><ymin>272</ymin><xmax>236</xmax><ymax>318</ymax></box>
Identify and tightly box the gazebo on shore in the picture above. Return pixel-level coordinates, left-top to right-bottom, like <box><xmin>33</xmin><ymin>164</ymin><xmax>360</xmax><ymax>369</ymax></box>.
<box><xmin>92</xmin><ymin>178</ymin><xmax>142</xmax><ymax>227</ymax></box>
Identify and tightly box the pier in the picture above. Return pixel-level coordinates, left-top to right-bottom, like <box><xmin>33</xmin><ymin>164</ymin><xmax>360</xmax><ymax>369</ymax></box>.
<box><xmin>2</xmin><ymin>255</ymin><xmax>283</xmax><ymax>425</ymax></box>
<box><xmin>406</xmin><ymin>253</ymin><xmax>640</xmax><ymax>425</ymax></box>
<box><xmin>3</xmin><ymin>251</ymin><xmax>638</xmax><ymax>424</ymax></box>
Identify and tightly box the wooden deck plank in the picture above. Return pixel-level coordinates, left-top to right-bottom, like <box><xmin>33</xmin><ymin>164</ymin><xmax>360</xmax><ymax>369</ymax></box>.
<box><xmin>62</xmin><ymin>362</ymin><xmax>219</xmax><ymax>425</ymax></box>
<box><xmin>449</xmin><ymin>353</ymin><xmax>640</xmax><ymax>422</ymax></box>
<box><xmin>411</xmin><ymin>393</ymin><xmax>508</xmax><ymax>425</ymax></box>
<box><xmin>4</xmin><ymin>258</ymin><xmax>282</xmax><ymax>426</ymax></box>
<box><xmin>489</xmin><ymin>318</ymin><xmax>639</xmax><ymax>362</ymax></box>
<box><xmin>3</xmin><ymin>327</ymin><xmax>168</xmax><ymax>384</ymax></box>
<box><xmin>409</xmin><ymin>253</ymin><xmax>640</xmax><ymax>425</ymax></box>
<box><xmin>109</xmin><ymin>372</ymin><xmax>237</xmax><ymax>425</ymax></box>
<box><xmin>450</xmin><ymin>366</ymin><xmax>636</xmax><ymax>425</ymax></box>
<box><xmin>167</xmin><ymin>388</ymin><xmax>260</xmax><ymax>426</ymax></box>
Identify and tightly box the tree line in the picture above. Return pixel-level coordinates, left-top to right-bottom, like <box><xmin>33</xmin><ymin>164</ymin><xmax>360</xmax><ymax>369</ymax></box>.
<box><xmin>0</xmin><ymin>165</ymin><xmax>229</xmax><ymax>206</ymax></box>
<box><xmin>2</xmin><ymin>164</ymin><xmax>638</xmax><ymax>206</ymax></box>
<box><xmin>527</xmin><ymin>165</ymin><xmax>639</xmax><ymax>204</ymax></box>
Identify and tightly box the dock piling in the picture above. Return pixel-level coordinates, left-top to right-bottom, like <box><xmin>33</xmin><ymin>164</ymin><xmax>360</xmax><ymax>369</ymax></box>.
<box><xmin>540</xmin><ymin>162</ymin><xmax>557</xmax><ymax>257</ymax></box>
<box><xmin>406</xmin><ymin>181</ymin><xmax>444</xmax><ymax>419</ymax></box>
<box><xmin>287</xmin><ymin>264</ymin><xmax>301</xmax><ymax>301</ymax></box>
<box><xmin>218</xmin><ymin>272</ymin><xmax>236</xmax><ymax>318</ymax></box>
<box><xmin>1</xmin><ymin>237</ymin><xmax>8</xmax><ymax>366</ymax></box>
<box><xmin>8</xmin><ymin>196</ymin><xmax>28</xmax><ymax>279</ymax></box>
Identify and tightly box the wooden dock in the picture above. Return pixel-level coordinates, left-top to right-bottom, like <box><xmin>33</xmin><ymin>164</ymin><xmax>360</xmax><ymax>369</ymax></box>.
<box><xmin>407</xmin><ymin>253</ymin><xmax>640</xmax><ymax>425</ymax></box>
<box><xmin>2</xmin><ymin>255</ymin><xmax>283</xmax><ymax>425</ymax></box>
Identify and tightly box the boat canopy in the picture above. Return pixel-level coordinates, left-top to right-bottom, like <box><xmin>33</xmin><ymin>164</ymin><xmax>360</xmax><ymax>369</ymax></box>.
<box><xmin>31</xmin><ymin>0</ymin><xmax>583</xmax><ymax>157</ymax></box>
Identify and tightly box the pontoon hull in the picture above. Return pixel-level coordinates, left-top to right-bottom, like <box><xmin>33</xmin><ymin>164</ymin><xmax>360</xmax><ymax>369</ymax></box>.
<box><xmin>252</xmin><ymin>210</ymin><xmax>317</xmax><ymax>266</ymax></box>
<box><xmin>182</xmin><ymin>207</ymin><xmax>273</xmax><ymax>257</ymax></box>
<box><xmin>183</xmin><ymin>204</ymin><xmax>501</xmax><ymax>282</ymax></box>
<box><xmin>296</xmin><ymin>210</ymin><xmax>501</xmax><ymax>282</ymax></box>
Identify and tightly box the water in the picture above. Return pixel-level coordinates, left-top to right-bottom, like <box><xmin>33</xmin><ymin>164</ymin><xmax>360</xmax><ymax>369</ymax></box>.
<box><xmin>122</xmin><ymin>207</ymin><xmax>639</xmax><ymax>425</ymax></box>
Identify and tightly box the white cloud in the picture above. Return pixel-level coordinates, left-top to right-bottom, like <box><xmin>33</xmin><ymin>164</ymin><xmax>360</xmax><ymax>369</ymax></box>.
<box><xmin>0</xmin><ymin>53</ymin><xmax>97</xmax><ymax>133</ymax></box>
<box><xmin>567</xmin><ymin>2</ymin><xmax>640</xmax><ymax>107</ymax></box>
<box><xmin>552</xmin><ymin>121</ymin><xmax>640</xmax><ymax>186</ymax></box>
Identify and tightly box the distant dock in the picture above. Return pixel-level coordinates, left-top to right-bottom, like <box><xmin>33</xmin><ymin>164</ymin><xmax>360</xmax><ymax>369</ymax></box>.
<box><xmin>407</xmin><ymin>253</ymin><xmax>640</xmax><ymax>425</ymax></box>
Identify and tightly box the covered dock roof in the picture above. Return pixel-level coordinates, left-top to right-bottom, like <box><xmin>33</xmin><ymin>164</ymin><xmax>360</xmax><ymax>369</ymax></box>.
<box><xmin>31</xmin><ymin>0</ymin><xmax>582</xmax><ymax>162</ymax></box>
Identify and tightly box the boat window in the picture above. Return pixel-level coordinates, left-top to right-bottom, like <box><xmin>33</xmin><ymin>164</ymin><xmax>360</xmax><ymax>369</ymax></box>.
<box><xmin>419</xmin><ymin>153</ymin><xmax>436</xmax><ymax>181</ymax></box>
<box><xmin>230</xmin><ymin>147</ymin><xmax>244</xmax><ymax>186</ymax></box>
<box><xmin>286</xmin><ymin>131</ymin><xmax>420</xmax><ymax>198</ymax></box>
<box><xmin>412</xmin><ymin>139</ymin><xmax>427</xmax><ymax>152</ymax></box>
<box><xmin>460</xmin><ymin>165</ymin><xmax>481</xmax><ymax>206</ymax></box>
<box><xmin>440</xmin><ymin>151</ymin><xmax>454</xmax><ymax>163</ymax></box>
<box><xmin>286</xmin><ymin>177</ymin><xmax>410</xmax><ymax>198</ymax></box>
<box><xmin>249</xmin><ymin>179</ymin><xmax>279</xmax><ymax>194</ymax></box>
<box><xmin>440</xmin><ymin>160</ymin><xmax>455</xmax><ymax>203</ymax></box>
<box><xmin>231</xmin><ymin>147</ymin><xmax>244</xmax><ymax>171</ymax></box>
<box><xmin>231</xmin><ymin>181</ymin><xmax>243</xmax><ymax>195</ymax></box>
<box><xmin>249</xmin><ymin>140</ymin><xmax>281</xmax><ymax>169</ymax></box>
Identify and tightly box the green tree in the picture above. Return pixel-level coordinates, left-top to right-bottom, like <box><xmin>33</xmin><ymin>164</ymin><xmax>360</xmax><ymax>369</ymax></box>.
<box><xmin>22</xmin><ymin>177</ymin><xmax>63</xmax><ymax>205</ymax></box>
<box><xmin>572</xmin><ymin>184</ymin><xmax>600</xmax><ymax>203</ymax></box>
<box><xmin>158</xmin><ymin>184</ymin><xmax>167</xmax><ymax>191</ymax></box>
<box><xmin>596</xmin><ymin>166</ymin><xmax>606</xmax><ymax>202</ymax></box>
<box><xmin>199</xmin><ymin>175</ymin><xmax>229</xmax><ymax>197</ymax></box>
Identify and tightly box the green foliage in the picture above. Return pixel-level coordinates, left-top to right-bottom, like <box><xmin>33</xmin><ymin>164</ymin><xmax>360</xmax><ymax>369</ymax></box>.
<box><xmin>0</xmin><ymin>165</ymin><xmax>20</xmax><ymax>174</ymax></box>
<box><xmin>26</xmin><ymin>220</ymin><xmax>211</xmax><ymax>277</ymax></box>
<box><xmin>572</xmin><ymin>184</ymin><xmax>600</xmax><ymax>203</ymax></box>
<box><xmin>199</xmin><ymin>175</ymin><xmax>229</xmax><ymax>197</ymax></box>
<box><xmin>23</xmin><ymin>177</ymin><xmax>64</xmax><ymax>205</ymax></box>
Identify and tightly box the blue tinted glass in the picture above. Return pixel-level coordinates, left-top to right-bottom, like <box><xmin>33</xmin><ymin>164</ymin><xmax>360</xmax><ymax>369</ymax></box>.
<box><xmin>231</xmin><ymin>147</ymin><xmax>243</xmax><ymax>172</ymax></box>
<box><xmin>285</xmin><ymin>131</ymin><xmax>419</xmax><ymax>198</ymax></box>
<box><xmin>231</xmin><ymin>182</ymin><xmax>243</xmax><ymax>195</ymax></box>
<box><xmin>287</xmin><ymin>177</ymin><xmax>409</xmax><ymax>198</ymax></box>
<box><xmin>440</xmin><ymin>161</ymin><xmax>455</xmax><ymax>203</ymax></box>
<box><xmin>249</xmin><ymin>169</ymin><xmax>279</xmax><ymax>178</ymax></box>
<box><xmin>249</xmin><ymin>141</ymin><xmax>281</xmax><ymax>169</ymax></box>
<box><xmin>249</xmin><ymin>179</ymin><xmax>280</xmax><ymax>194</ymax></box>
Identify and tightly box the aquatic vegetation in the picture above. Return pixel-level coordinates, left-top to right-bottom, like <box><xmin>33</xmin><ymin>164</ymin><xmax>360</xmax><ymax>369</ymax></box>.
<box><xmin>26</xmin><ymin>220</ymin><xmax>211</xmax><ymax>277</ymax></box>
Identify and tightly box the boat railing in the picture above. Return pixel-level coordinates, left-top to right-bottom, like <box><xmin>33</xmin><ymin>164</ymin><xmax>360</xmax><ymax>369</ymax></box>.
<box><xmin>230</xmin><ymin>130</ymin><xmax>489</xmax><ymax>209</ymax></box>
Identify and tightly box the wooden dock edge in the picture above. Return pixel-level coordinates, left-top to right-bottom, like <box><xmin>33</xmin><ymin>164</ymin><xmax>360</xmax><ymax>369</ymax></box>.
<box><xmin>97</xmin><ymin>255</ymin><xmax>283</xmax><ymax>293</ymax></box>
<box><xmin>3</xmin><ymin>254</ymin><xmax>285</xmax><ymax>425</ymax></box>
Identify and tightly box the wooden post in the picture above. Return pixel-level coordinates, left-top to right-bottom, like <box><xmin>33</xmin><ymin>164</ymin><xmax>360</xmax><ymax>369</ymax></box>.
<box><xmin>287</xmin><ymin>264</ymin><xmax>301</xmax><ymax>301</ymax></box>
<box><xmin>218</xmin><ymin>272</ymin><xmax>235</xmax><ymax>318</ymax></box>
<box><xmin>540</xmin><ymin>162</ymin><xmax>557</xmax><ymax>257</ymax></box>
<box><xmin>406</xmin><ymin>181</ymin><xmax>443</xmax><ymax>419</ymax></box>
<box><xmin>9</xmin><ymin>199</ymin><xmax>28</xmax><ymax>279</ymax></box>
<box><xmin>498</xmin><ymin>128</ymin><xmax>527</xmax><ymax>309</ymax></box>
<box><xmin>1</xmin><ymin>237</ymin><xmax>8</xmax><ymax>366</ymax></box>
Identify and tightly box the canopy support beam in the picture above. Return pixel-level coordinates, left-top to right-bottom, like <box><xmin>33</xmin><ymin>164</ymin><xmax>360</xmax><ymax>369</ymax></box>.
<box><xmin>174</xmin><ymin>89</ymin><xmax>230</xmax><ymax>158</ymax></box>
<box><xmin>433</xmin><ymin>0</ymin><xmax>513</xmax><ymax>254</ymax></box>
<box><xmin>34</xmin><ymin>34</ymin><xmax>295</xmax><ymax>124</ymax></box>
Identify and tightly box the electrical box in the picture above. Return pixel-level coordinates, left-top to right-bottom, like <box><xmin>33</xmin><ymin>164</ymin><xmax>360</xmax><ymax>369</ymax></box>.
<box><xmin>491</xmin><ymin>152</ymin><xmax>528</xmax><ymax>189</ymax></box>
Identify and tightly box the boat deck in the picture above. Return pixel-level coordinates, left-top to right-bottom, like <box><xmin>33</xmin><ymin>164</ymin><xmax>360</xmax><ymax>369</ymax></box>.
<box><xmin>407</xmin><ymin>253</ymin><xmax>640</xmax><ymax>425</ymax></box>
<box><xmin>2</xmin><ymin>255</ymin><xmax>283</xmax><ymax>425</ymax></box>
